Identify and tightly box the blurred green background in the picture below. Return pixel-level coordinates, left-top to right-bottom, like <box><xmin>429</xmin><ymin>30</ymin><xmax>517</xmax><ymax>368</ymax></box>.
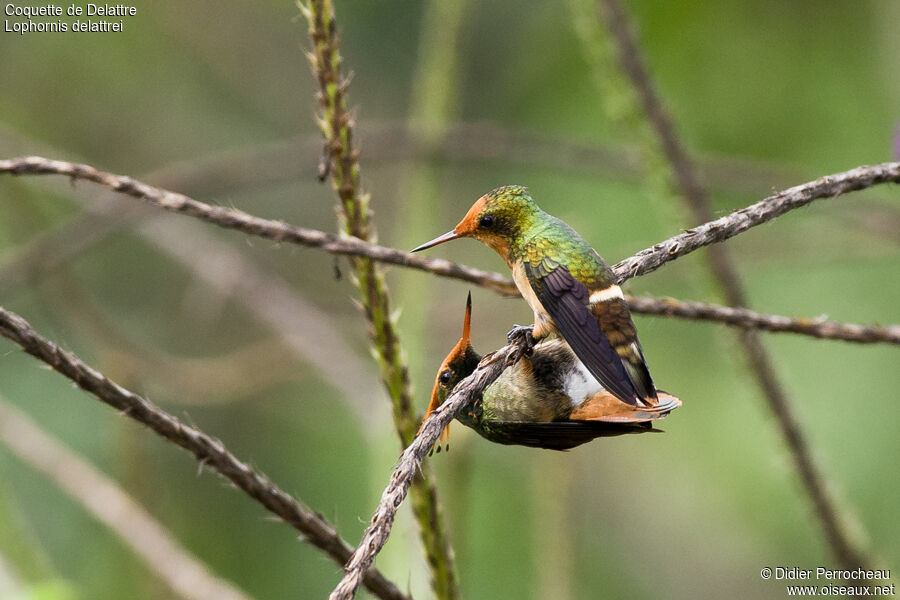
<box><xmin>0</xmin><ymin>1</ymin><xmax>898</xmax><ymax>599</ymax></box>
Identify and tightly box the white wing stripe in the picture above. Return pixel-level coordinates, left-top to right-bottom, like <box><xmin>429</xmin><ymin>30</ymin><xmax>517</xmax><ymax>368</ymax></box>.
<box><xmin>589</xmin><ymin>284</ymin><xmax>624</xmax><ymax>304</ymax></box>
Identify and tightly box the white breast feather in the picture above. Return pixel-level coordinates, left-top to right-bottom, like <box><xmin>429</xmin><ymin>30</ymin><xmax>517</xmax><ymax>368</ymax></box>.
<box><xmin>563</xmin><ymin>358</ymin><xmax>605</xmax><ymax>406</ymax></box>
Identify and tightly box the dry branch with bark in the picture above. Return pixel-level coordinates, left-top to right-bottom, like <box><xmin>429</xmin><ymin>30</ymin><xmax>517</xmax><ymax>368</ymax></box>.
<box><xmin>328</xmin><ymin>338</ymin><xmax>529</xmax><ymax>600</ymax></box>
<box><xmin>1</xmin><ymin>156</ymin><xmax>897</xmax><ymax>346</ymax></box>
<box><xmin>0</xmin><ymin>306</ymin><xmax>410</xmax><ymax>600</ymax></box>
<box><xmin>0</xmin><ymin>1</ymin><xmax>896</xmax><ymax>598</ymax></box>
<box><xmin>2</xmin><ymin>155</ymin><xmax>897</xmax><ymax>597</ymax></box>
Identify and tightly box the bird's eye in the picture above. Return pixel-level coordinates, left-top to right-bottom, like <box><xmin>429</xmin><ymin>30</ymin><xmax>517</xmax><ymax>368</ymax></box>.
<box><xmin>478</xmin><ymin>214</ymin><xmax>495</xmax><ymax>229</ymax></box>
<box><xmin>439</xmin><ymin>369</ymin><xmax>452</xmax><ymax>385</ymax></box>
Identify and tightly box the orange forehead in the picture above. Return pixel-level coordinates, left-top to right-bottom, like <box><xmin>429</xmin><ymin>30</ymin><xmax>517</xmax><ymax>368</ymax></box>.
<box><xmin>453</xmin><ymin>196</ymin><xmax>488</xmax><ymax>236</ymax></box>
<box><xmin>452</xmin><ymin>195</ymin><xmax>512</xmax><ymax>260</ymax></box>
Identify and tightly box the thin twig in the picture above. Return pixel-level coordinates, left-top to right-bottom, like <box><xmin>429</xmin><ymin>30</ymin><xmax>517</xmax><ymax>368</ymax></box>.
<box><xmin>597</xmin><ymin>0</ymin><xmax>872</xmax><ymax>569</ymax></box>
<box><xmin>3</xmin><ymin>155</ymin><xmax>898</xmax><ymax>594</ymax></box>
<box><xmin>329</xmin><ymin>338</ymin><xmax>529</xmax><ymax>600</ymax></box>
<box><xmin>3</xmin><ymin>156</ymin><xmax>898</xmax><ymax>293</ymax></box>
<box><xmin>0</xmin><ymin>156</ymin><xmax>519</xmax><ymax>295</ymax></box>
<box><xmin>0</xmin><ymin>203</ymin><xmax>146</xmax><ymax>296</ymax></box>
<box><xmin>3</xmin><ymin>208</ymin><xmax>895</xmax><ymax>352</ymax></box>
<box><xmin>609</xmin><ymin>162</ymin><xmax>900</xmax><ymax>282</ymax></box>
<box><xmin>300</xmin><ymin>1</ymin><xmax>459</xmax><ymax>598</ymax></box>
<box><xmin>5</xmin><ymin>116</ymin><xmax>900</xmax><ymax>213</ymax></box>
<box><xmin>0</xmin><ymin>397</ymin><xmax>254</xmax><ymax>600</ymax></box>
<box><xmin>2</xmin><ymin>208</ymin><xmax>894</xmax><ymax>350</ymax></box>
<box><xmin>625</xmin><ymin>296</ymin><xmax>900</xmax><ymax>345</ymax></box>
<box><xmin>0</xmin><ymin>306</ymin><xmax>410</xmax><ymax>600</ymax></box>
<box><xmin>2</xmin><ymin>157</ymin><xmax>898</xmax><ymax>347</ymax></box>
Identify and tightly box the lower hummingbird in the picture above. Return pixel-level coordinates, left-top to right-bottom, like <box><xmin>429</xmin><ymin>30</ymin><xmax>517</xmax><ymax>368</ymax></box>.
<box><xmin>412</xmin><ymin>185</ymin><xmax>660</xmax><ymax>409</ymax></box>
<box><xmin>420</xmin><ymin>294</ymin><xmax>680</xmax><ymax>451</ymax></box>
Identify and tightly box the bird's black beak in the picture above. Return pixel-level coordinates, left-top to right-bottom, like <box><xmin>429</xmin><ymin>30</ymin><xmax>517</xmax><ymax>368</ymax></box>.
<box><xmin>411</xmin><ymin>230</ymin><xmax>460</xmax><ymax>252</ymax></box>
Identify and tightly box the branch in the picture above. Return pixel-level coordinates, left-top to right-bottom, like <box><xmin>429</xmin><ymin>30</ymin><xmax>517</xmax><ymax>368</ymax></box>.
<box><xmin>3</xmin><ymin>211</ymin><xmax>894</xmax><ymax>350</ymax></box>
<box><xmin>4</xmin><ymin>156</ymin><xmax>898</xmax><ymax>295</ymax></box>
<box><xmin>2</xmin><ymin>157</ymin><xmax>898</xmax><ymax>348</ymax></box>
<box><xmin>597</xmin><ymin>0</ymin><xmax>873</xmax><ymax>569</ymax></box>
<box><xmin>626</xmin><ymin>296</ymin><xmax>900</xmax><ymax>345</ymax></box>
<box><xmin>0</xmin><ymin>203</ymin><xmax>145</xmax><ymax>297</ymax></box>
<box><xmin>0</xmin><ymin>397</ymin><xmax>254</xmax><ymax>600</ymax></box>
<box><xmin>314</xmin><ymin>235</ymin><xmax>900</xmax><ymax>599</ymax></box>
<box><xmin>2</xmin><ymin>157</ymin><xmax>896</xmax><ymax>596</ymax></box>
<box><xmin>2</xmin><ymin>156</ymin><xmax>898</xmax><ymax>348</ymax></box>
<box><xmin>609</xmin><ymin>162</ymin><xmax>900</xmax><ymax>282</ymax></box>
<box><xmin>43</xmin><ymin>272</ymin><xmax>300</xmax><ymax>403</ymax></box>
<box><xmin>329</xmin><ymin>338</ymin><xmax>529</xmax><ymax>600</ymax></box>
<box><xmin>0</xmin><ymin>306</ymin><xmax>410</xmax><ymax>600</ymax></box>
<box><xmin>0</xmin><ymin>157</ymin><xmax>518</xmax><ymax>295</ymax></box>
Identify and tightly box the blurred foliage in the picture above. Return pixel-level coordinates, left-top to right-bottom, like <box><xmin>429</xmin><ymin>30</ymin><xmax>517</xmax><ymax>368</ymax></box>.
<box><xmin>0</xmin><ymin>1</ymin><xmax>898</xmax><ymax>599</ymax></box>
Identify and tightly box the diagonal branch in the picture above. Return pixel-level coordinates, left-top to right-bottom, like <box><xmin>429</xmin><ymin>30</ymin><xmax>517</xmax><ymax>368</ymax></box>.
<box><xmin>2</xmin><ymin>205</ymin><xmax>894</xmax><ymax>349</ymax></box>
<box><xmin>329</xmin><ymin>338</ymin><xmax>529</xmax><ymax>600</ymax></box>
<box><xmin>3</xmin><ymin>156</ymin><xmax>897</xmax><ymax>294</ymax></box>
<box><xmin>609</xmin><ymin>161</ymin><xmax>900</xmax><ymax>282</ymax></box>
<box><xmin>2</xmin><ymin>157</ymin><xmax>898</xmax><ymax>347</ymax></box>
<box><xmin>2</xmin><ymin>156</ymin><xmax>898</xmax><ymax>348</ymax></box>
<box><xmin>2</xmin><ymin>159</ymin><xmax>897</xmax><ymax>595</ymax></box>
<box><xmin>625</xmin><ymin>296</ymin><xmax>900</xmax><ymax>345</ymax></box>
<box><xmin>0</xmin><ymin>157</ymin><xmax>518</xmax><ymax>295</ymax></box>
<box><xmin>0</xmin><ymin>306</ymin><xmax>410</xmax><ymax>600</ymax></box>
<box><xmin>0</xmin><ymin>397</ymin><xmax>254</xmax><ymax>600</ymax></box>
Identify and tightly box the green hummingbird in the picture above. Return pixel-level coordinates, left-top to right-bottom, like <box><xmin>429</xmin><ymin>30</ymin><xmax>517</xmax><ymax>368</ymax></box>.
<box><xmin>419</xmin><ymin>294</ymin><xmax>680</xmax><ymax>451</ymax></box>
<box><xmin>412</xmin><ymin>185</ymin><xmax>659</xmax><ymax>409</ymax></box>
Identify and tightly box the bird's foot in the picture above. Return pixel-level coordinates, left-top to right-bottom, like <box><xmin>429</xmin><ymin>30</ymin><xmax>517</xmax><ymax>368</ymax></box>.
<box><xmin>507</xmin><ymin>324</ymin><xmax>535</xmax><ymax>356</ymax></box>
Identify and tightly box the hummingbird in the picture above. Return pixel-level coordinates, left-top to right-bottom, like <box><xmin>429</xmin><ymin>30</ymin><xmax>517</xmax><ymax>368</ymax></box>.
<box><xmin>419</xmin><ymin>294</ymin><xmax>680</xmax><ymax>451</ymax></box>
<box><xmin>412</xmin><ymin>185</ymin><xmax>659</xmax><ymax>409</ymax></box>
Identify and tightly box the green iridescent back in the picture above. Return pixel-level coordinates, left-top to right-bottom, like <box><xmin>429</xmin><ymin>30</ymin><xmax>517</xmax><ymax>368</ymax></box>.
<box><xmin>481</xmin><ymin>186</ymin><xmax>617</xmax><ymax>289</ymax></box>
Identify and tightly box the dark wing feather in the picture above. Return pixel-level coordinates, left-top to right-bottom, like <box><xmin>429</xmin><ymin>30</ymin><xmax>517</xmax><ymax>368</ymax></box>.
<box><xmin>477</xmin><ymin>420</ymin><xmax>656</xmax><ymax>450</ymax></box>
<box><xmin>525</xmin><ymin>261</ymin><xmax>640</xmax><ymax>405</ymax></box>
<box><xmin>591</xmin><ymin>298</ymin><xmax>657</xmax><ymax>402</ymax></box>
